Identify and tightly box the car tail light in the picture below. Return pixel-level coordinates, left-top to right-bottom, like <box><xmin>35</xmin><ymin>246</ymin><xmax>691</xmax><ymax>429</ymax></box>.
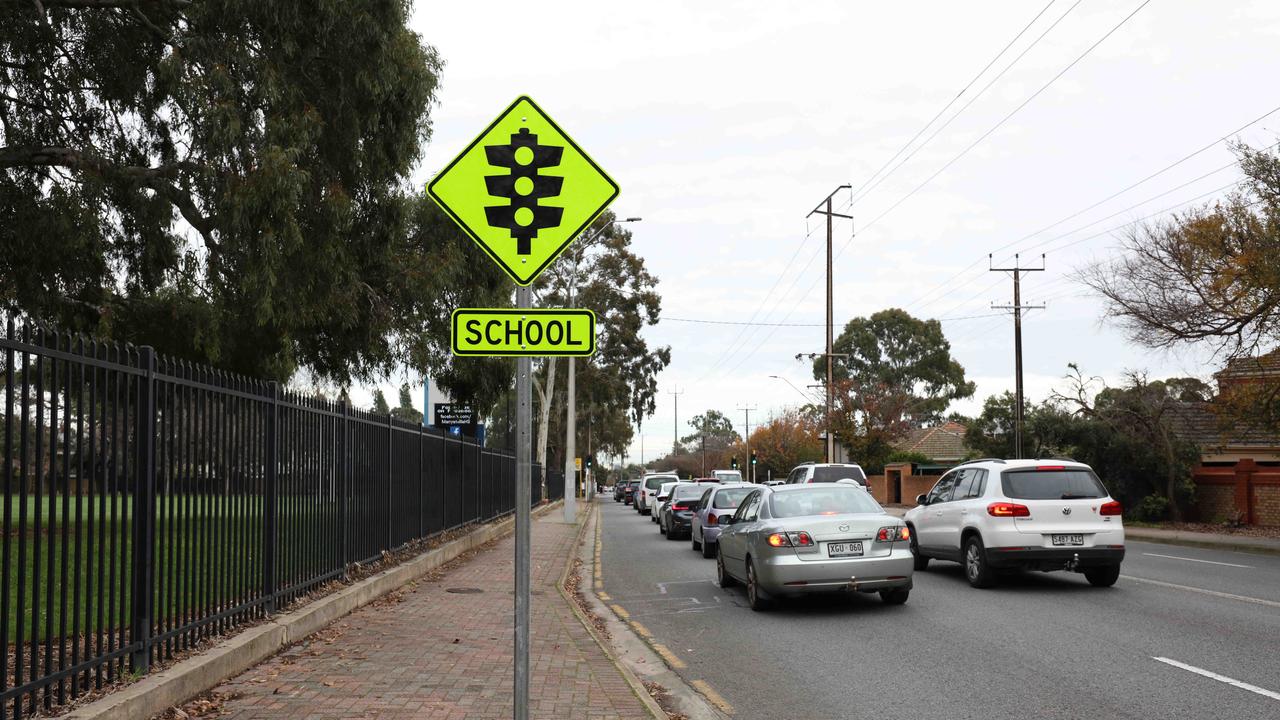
<box><xmin>705</xmin><ymin>514</ymin><xmax>718</xmax><ymax>526</ymax></box>
<box><xmin>786</xmin><ymin>531</ymin><xmax>814</xmax><ymax>547</ymax></box>
<box><xmin>987</xmin><ymin>502</ymin><xmax>1031</xmax><ymax>517</ymax></box>
<box><xmin>1100</xmin><ymin>500</ymin><xmax>1122</xmax><ymax>516</ymax></box>
<box><xmin>1037</xmin><ymin>465</ymin><xmax>1066</xmax><ymax>471</ymax></box>
<box><xmin>876</xmin><ymin>526</ymin><xmax>910</xmax><ymax>542</ymax></box>
<box><xmin>672</xmin><ymin>503</ymin><xmax>692</xmax><ymax>511</ymax></box>
<box><xmin>767</xmin><ymin>532</ymin><xmax>814</xmax><ymax>547</ymax></box>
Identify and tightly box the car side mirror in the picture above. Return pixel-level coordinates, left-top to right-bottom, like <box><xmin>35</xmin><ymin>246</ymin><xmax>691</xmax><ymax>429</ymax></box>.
<box><xmin>916</xmin><ymin>494</ymin><xmax>929</xmax><ymax>506</ymax></box>
<box><xmin>721</xmin><ymin>516</ymin><xmax>735</xmax><ymax>526</ymax></box>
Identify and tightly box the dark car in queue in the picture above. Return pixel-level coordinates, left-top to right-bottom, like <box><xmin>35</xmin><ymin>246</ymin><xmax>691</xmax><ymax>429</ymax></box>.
<box><xmin>622</xmin><ymin>479</ymin><xmax>639</xmax><ymax>505</ymax></box>
<box><xmin>691</xmin><ymin>484</ymin><xmax>754</xmax><ymax>558</ymax></box>
<box><xmin>660</xmin><ymin>483</ymin><xmax>705</xmax><ymax>540</ymax></box>
<box><xmin>716</xmin><ymin>483</ymin><xmax>914</xmax><ymax>611</ymax></box>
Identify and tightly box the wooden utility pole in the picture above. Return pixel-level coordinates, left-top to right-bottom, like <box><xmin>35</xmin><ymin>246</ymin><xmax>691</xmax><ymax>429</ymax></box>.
<box><xmin>990</xmin><ymin>253</ymin><xmax>1045</xmax><ymax>460</ymax></box>
<box><xmin>808</xmin><ymin>186</ymin><xmax>852</xmax><ymax>463</ymax></box>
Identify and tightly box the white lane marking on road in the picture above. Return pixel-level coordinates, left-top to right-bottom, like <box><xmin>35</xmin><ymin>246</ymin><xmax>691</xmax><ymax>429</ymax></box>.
<box><xmin>1142</xmin><ymin>552</ymin><xmax>1253</xmax><ymax>568</ymax></box>
<box><xmin>1153</xmin><ymin>657</ymin><xmax>1280</xmax><ymax>702</ymax></box>
<box><xmin>1122</xmin><ymin>575</ymin><xmax>1280</xmax><ymax>609</ymax></box>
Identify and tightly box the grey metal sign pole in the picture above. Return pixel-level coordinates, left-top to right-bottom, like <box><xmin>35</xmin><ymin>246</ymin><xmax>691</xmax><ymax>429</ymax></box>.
<box><xmin>514</xmin><ymin>286</ymin><xmax>532</xmax><ymax>720</ymax></box>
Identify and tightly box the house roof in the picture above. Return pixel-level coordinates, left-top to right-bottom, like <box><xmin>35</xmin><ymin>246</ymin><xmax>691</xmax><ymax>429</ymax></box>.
<box><xmin>1167</xmin><ymin>401</ymin><xmax>1280</xmax><ymax>451</ymax></box>
<box><xmin>1217</xmin><ymin>349</ymin><xmax>1280</xmax><ymax>380</ymax></box>
<box><xmin>898</xmin><ymin>421</ymin><xmax>968</xmax><ymax>461</ymax></box>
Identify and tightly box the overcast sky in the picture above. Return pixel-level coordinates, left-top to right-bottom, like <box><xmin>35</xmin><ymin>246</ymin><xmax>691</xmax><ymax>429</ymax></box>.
<box><xmin>390</xmin><ymin>1</ymin><xmax>1280</xmax><ymax>464</ymax></box>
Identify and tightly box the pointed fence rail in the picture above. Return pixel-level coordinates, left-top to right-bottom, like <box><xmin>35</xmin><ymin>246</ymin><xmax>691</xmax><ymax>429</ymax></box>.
<box><xmin>0</xmin><ymin>315</ymin><xmax>559</xmax><ymax>718</ymax></box>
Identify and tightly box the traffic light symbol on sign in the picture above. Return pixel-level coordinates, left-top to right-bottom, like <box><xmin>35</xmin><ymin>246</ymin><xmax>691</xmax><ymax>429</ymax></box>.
<box><xmin>484</xmin><ymin>128</ymin><xmax>564</xmax><ymax>255</ymax></box>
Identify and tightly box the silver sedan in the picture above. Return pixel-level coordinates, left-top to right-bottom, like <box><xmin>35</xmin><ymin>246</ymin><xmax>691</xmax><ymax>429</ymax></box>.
<box><xmin>715</xmin><ymin>484</ymin><xmax>914</xmax><ymax>610</ymax></box>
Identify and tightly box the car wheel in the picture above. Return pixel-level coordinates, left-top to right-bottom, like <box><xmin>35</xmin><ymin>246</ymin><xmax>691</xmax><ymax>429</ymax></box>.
<box><xmin>716</xmin><ymin>547</ymin><xmax>737</xmax><ymax>588</ymax></box>
<box><xmin>692</xmin><ymin>532</ymin><xmax>702</xmax><ymax>552</ymax></box>
<box><xmin>1084</xmin><ymin>564</ymin><xmax>1121</xmax><ymax>588</ymax></box>
<box><xmin>909</xmin><ymin>526</ymin><xmax>929</xmax><ymax>571</ymax></box>
<box><xmin>659</xmin><ymin>516</ymin><xmax>666</xmax><ymax>534</ymax></box>
<box><xmin>879</xmin><ymin>587</ymin><xmax>910</xmax><ymax>605</ymax></box>
<box><xmin>702</xmin><ymin>538</ymin><xmax>715</xmax><ymax>559</ymax></box>
<box><xmin>746</xmin><ymin>560</ymin><xmax>771</xmax><ymax>611</ymax></box>
<box><xmin>666</xmin><ymin>522</ymin><xmax>679</xmax><ymax>541</ymax></box>
<box><xmin>964</xmin><ymin>535</ymin><xmax>997</xmax><ymax>589</ymax></box>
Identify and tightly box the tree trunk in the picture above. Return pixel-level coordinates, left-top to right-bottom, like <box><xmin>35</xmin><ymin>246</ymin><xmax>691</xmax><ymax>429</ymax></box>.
<box><xmin>535</xmin><ymin>357</ymin><xmax>557</xmax><ymax>470</ymax></box>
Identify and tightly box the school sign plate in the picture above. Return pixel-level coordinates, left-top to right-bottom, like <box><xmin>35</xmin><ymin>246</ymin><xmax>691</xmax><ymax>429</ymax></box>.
<box><xmin>427</xmin><ymin>96</ymin><xmax>620</xmax><ymax>286</ymax></box>
<box><xmin>451</xmin><ymin>309</ymin><xmax>596</xmax><ymax>357</ymax></box>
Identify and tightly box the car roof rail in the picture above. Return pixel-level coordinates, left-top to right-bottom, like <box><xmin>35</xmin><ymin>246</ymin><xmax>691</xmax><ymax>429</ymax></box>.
<box><xmin>959</xmin><ymin>458</ymin><xmax>1007</xmax><ymax>466</ymax></box>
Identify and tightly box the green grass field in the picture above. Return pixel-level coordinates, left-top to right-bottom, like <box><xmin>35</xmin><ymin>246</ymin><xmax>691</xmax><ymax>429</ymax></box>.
<box><xmin>2</xmin><ymin>494</ymin><xmax>342</xmax><ymax>643</ymax></box>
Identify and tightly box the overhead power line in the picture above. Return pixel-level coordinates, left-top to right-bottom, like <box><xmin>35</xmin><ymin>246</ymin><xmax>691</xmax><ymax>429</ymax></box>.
<box><xmin>848</xmin><ymin>0</ymin><xmax>1062</xmax><ymax>206</ymax></box>
<box><xmin>855</xmin><ymin>0</ymin><xmax>1153</xmax><ymax>243</ymax></box>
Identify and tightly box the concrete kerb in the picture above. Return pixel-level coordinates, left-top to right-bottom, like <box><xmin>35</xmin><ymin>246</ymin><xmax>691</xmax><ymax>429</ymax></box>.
<box><xmin>570</xmin><ymin>503</ymin><xmax>731</xmax><ymax>720</ymax></box>
<box><xmin>556</xmin><ymin>503</ymin><xmax>667</xmax><ymax>719</ymax></box>
<box><xmin>66</xmin><ymin>501</ymin><xmax>563</xmax><ymax>720</ymax></box>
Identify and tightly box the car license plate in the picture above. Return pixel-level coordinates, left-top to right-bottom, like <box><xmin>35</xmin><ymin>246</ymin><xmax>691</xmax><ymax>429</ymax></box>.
<box><xmin>828</xmin><ymin>541</ymin><xmax>864</xmax><ymax>558</ymax></box>
<box><xmin>1051</xmin><ymin>534</ymin><xmax>1084</xmax><ymax>546</ymax></box>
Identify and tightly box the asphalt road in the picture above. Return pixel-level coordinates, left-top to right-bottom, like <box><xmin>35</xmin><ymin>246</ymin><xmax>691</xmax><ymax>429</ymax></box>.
<box><xmin>597</xmin><ymin>495</ymin><xmax>1280</xmax><ymax>720</ymax></box>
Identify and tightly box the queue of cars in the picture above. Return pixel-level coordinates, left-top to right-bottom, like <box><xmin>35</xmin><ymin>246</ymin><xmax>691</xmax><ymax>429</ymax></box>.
<box><xmin>612</xmin><ymin>457</ymin><xmax>1127</xmax><ymax>610</ymax></box>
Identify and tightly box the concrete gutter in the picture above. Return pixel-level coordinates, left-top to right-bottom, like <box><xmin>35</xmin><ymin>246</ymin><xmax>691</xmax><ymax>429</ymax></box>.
<box><xmin>883</xmin><ymin>506</ymin><xmax>1280</xmax><ymax>556</ymax></box>
<box><xmin>571</xmin><ymin>503</ymin><xmax>731</xmax><ymax>720</ymax></box>
<box><xmin>66</xmin><ymin>501</ymin><xmax>562</xmax><ymax>720</ymax></box>
<box><xmin>556</xmin><ymin>505</ymin><xmax>667</xmax><ymax>719</ymax></box>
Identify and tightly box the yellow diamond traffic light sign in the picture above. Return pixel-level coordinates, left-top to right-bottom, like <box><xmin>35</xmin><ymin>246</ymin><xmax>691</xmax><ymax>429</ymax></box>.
<box><xmin>427</xmin><ymin>96</ymin><xmax>620</xmax><ymax>286</ymax></box>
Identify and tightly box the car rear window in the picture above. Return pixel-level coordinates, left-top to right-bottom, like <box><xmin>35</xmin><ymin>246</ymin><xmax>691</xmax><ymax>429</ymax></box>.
<box><xmin>714</xmin><ymin>470</ymin><xmax>742</xmax><ymax>482</ymax></box>
<box><xmin>769</xmin><ymin>487</ymin><xmax>882</xmax><ymax>517</ymax></box>
<box><xmin>713</xmin><ymin>487</ymin><xmax>753</xmax><ymax>509</ymax></box>
<box><xmin>646</xmin><ymin>476</ymin><xmax>671</xmax><ymax>490</ymax></box>
<box><xmin>1001</xmin><ymin>469</ymin><xmax>1107</xmax><ymax>500</ymax></box>
<box><xmin>673</xmin><ymin>485</ymin><xmax>704</xmax><ymax>500</ymax></box>
<box><xmin>810</xmin><ymin>466</ymin><xmax>867</xmax><ymax>484</ymax></box>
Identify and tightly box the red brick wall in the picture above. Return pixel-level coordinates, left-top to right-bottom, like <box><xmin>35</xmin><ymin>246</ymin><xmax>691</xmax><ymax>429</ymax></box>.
<box><xmin>1191</xmin><ymin>460</ymin><xmax>1280</xmax><ymax>526</ymax></box>
<box><xmin>1195</xmin><ymin>484</ymin><xmax>1238</xmax><ymax>523</ymax></box>
<box><xmin>1253</xmin><ymin>484</ymin><xmax>1280</xmax><ymax>527</ymax></box>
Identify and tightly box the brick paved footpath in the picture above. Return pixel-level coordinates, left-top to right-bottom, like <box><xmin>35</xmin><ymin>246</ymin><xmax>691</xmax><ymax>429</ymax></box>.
<box><xmin>196</xmin><ymin>509</ymin><xmax>651</xmax><ymax>719</ymax></box>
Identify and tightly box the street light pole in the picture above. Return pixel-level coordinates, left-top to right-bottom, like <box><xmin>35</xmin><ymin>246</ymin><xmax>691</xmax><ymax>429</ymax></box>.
<box><xmin>565</xmin><ymin>216</ymin><xmax>640</xmax><ymax>520</ymax></box>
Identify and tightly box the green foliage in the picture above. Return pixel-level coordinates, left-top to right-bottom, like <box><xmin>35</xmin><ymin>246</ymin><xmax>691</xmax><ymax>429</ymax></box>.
<box><xmin>886</xmin><ymin>450</ymin><xmax>931</xmax><ymax>466</ymax></box>
<box><xmin>1</xmin><ymin>1</ymin><xmax>511</xmax><ymax>410</ymax></box>
<box><xmin>372</xmin><ymin>388</ymin><xmax>390</xmax><ymax>415</ymax></box>
<box><xmin>819</xmin><ymin>308</ymin><xmax>976</xmax><ymax>425</ymax></box>
<box><xmin>680</xmin><ymin>410</ymin><xmax>740</xmax><ymax>453</ymax></box>
<box><xmin>964</xmin><ymin>392</ymin><xmax>1079</xmax><ymax>460</ymax></box>
<box><xmin>1130</xmin><ymin>494</ymin><xmax>1172</xmax><ymax>522</ymax></box>
<box><xmin>534</xmin><ymin>213</ymin><xmax>670</xmax><ymax>463</ymax></box>
<box><xmin>820</xmin><ymin>309</ymin><xmax>974</xmax><ymax>470</ymax></box>
<box><xmin>742</xmin><ymin>409</ymin><xmax>822</xmax><ymax>480</ymax></box>
<box><xmin>391</xmin><ymin>382</ymin><xmax>421</xmax><ymax>424</ymax></box>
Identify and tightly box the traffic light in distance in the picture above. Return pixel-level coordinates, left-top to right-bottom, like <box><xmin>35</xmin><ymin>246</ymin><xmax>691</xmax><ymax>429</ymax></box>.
<box><xmin>585</xmin><ymin>457</ymin><xmax>593</xmax><ymax>469</ymax></box>
<box><xmin>750</xmin><ymin>452</ymin><xmax>757</xmax><ymax>466</ymax></box>
<box><xmin>731</xmin><ymin>456</ymin><xmax>738</xmax><ymax>469</ymax></box>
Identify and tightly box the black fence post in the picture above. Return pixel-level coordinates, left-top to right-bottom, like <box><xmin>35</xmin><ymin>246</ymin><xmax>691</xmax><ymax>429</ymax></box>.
<box><xmin>339</xmin><ymin>401</ymin><xmax>349</xmax><ymax>577</ymax></box>
<box><xmin>263</xmin><ymin>382</ymin><xmax>279</xmax><ymax>614</ymax></box>
<box><xmin>129</xmin><ymin>346</ymin><xmax>157</xmax><ymax>673</ymax></box>
<box><xmin>418</xmin><ymin>424</ymin><xmax>424</xmax><ymax>540</ymax></box>
<box><xmin>386</xmin><ymin>413</ymin><xmax>393</xmax><ymax>551</ymax></box>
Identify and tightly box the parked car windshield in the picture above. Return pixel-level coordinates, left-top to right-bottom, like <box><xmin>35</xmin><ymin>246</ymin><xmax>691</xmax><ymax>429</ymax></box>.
<box><xmin>810</xmin><ymin>466</ymin><xmax>867</xmax><ymax>484</ymax></box>
<box><xmin>712</xmin><ymin>487</ymin><xmax>754</xmax><ymax>509</ymax></box>
<box><xmin>1001</xmin><ymin>469</ymin><xmax>1107</xmax><ymax>500</ymax></box>
<box><xmin>770</xmin><ymin>487</ymin><xmax>882</xmax><ymax>517</ymax></box>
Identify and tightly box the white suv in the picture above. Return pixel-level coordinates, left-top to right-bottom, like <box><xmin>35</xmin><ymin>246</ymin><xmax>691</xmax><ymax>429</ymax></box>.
<box><xmin>785</xmin><ymin>462</ymin><xmax>868</xmax><ymax>487</ymax></box>
<box><xmin>904</xmin><ymin>459</ymin><xmax>1124</xmax><ymax>588</ymax></box>
<box><xmin>637</xmin><ymin>473</ymin><xmax>678</xmax><ymax>516</ymax></box>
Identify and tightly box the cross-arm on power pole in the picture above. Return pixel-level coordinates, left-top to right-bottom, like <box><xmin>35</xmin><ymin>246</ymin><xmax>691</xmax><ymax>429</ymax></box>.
<box><xmin>990</xmin><ymin>253</ymin><xmax>1046</xmax><ymax>460</ymax></box>
<box><xmin>807</xmin><ymin>186</ymin><xmax>853</xmax><ymax>465</ymax></box>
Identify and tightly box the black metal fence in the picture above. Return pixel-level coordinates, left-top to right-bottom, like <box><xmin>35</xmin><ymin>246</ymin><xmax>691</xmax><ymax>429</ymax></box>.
<box><xmin>0</xmin><ymin>316</ymin><xmax>558</xmax><ymax>717</ymax></box>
